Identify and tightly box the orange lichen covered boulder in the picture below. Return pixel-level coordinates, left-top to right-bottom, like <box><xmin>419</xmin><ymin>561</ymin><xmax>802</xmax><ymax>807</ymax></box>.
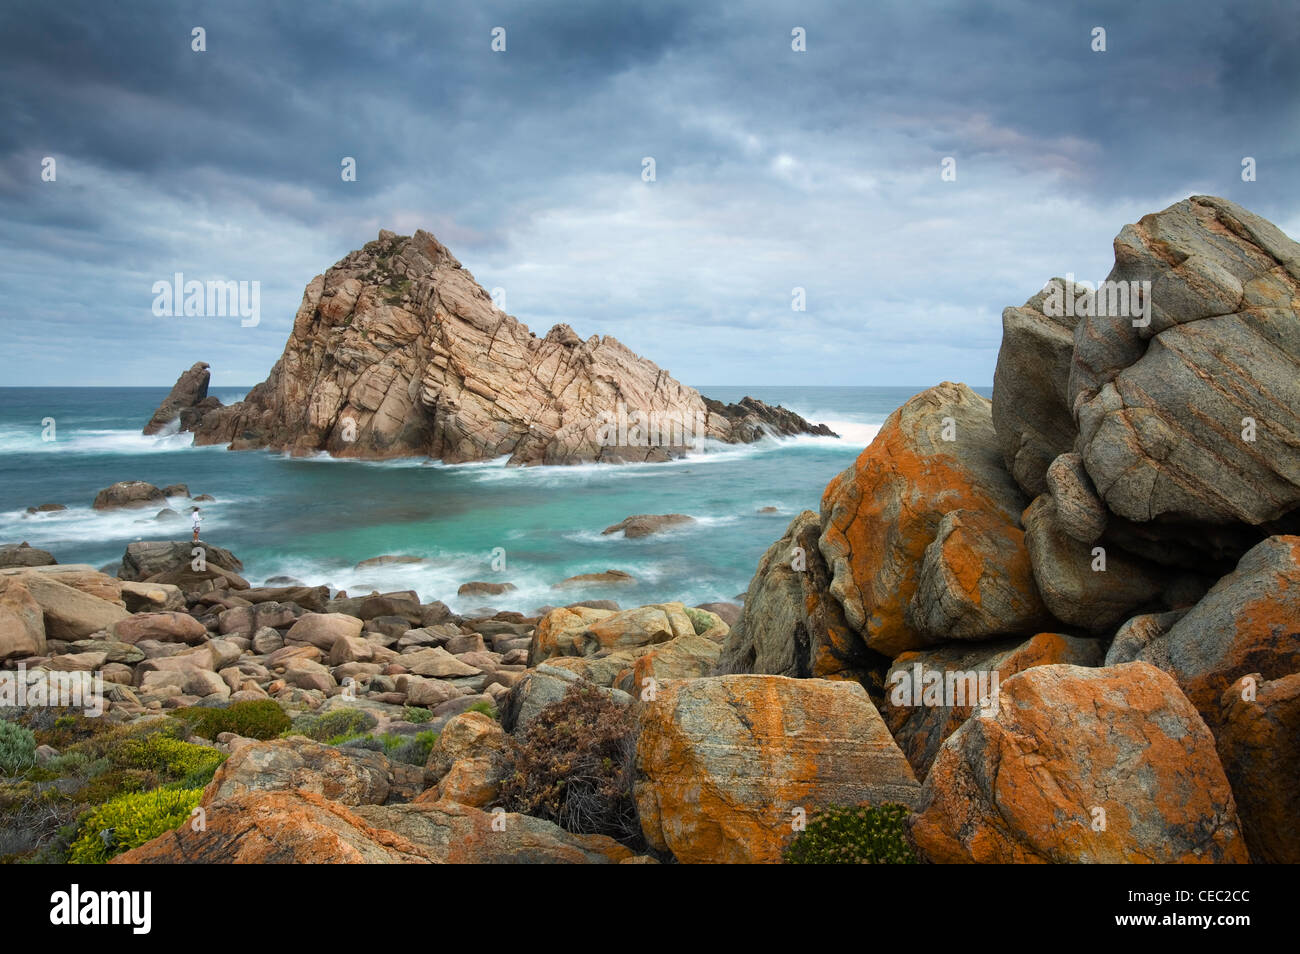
<box><xmin>819</xmin><ymin>382</ymin><xmax>1038</xmax><ymax>657</ymax></box>
<box><xmin>112</xmin><ymin>790</ymin><xmax>432</xmax><ymax>864</ymax></box>
<box><xmin>634</xmin><ymin>675</ymin><xmax>920</xmax><ymax>863</ymax></box>
<box><xmin>114</xmin><ymin>790</ymin><xmax>636</xmax><ymax>864</ymax></box>
<box><xmin>1134</xmin><ymin>535</ymin><xmax>1300</xmax><ymax>731</ymax></box>
<box><xmin>910</xmin><ymin>662</ymin><xmax>1249</xmax><ymax>864</ymax></box>
<box><xmin>1216</xmin><ymin>672</ymin><xmax>1300</xmax><ymax>863</ymax></box>
<box><xmin>883</xmin><ymin>632</ymin><xmax>1104</xmax><ymax>778</ymax></box>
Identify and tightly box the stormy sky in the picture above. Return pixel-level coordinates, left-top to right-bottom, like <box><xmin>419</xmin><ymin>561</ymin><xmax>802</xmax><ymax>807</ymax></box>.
<box><xmin>1</xmin><ymin>0</ymin><xmax>1297</xmax><ymax>388</ymax></box>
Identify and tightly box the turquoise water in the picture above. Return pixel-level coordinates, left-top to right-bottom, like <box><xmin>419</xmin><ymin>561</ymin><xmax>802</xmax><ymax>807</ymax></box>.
<box><xmin>0</xmin><ymin>386</ymin><xmax>989</xmax><ymax>613</ymax></box>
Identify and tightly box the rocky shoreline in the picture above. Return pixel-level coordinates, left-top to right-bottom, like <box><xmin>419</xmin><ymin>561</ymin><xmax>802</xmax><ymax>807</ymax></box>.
<box><xmin>1</xmin><ymin>194</ymin><xmax>1298</xmax><ymax>864</ymax></box>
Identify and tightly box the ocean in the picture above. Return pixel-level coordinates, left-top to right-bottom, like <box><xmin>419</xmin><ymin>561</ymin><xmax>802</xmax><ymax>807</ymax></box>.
<box><xmin>0</xmin><ymin>385</ymin><xmax>990</xmax><ymax>614</ymax></box>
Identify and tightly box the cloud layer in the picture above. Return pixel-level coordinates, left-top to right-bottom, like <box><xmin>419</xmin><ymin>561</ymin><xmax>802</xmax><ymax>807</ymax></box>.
<box><xmin>2</xmin><ymin>0</ymin><xmax>1297</xmax><ymax>386</ymax></box>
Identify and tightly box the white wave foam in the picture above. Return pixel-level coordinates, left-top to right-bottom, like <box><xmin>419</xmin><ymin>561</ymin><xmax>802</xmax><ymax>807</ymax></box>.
<box><xmin>0</xmin><ymin>426</ymin><xmax>207</xmax><ymax>457</ymax></box>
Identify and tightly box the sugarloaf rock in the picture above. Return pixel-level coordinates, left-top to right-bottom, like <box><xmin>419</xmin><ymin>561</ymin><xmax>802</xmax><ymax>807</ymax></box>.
<box><xmin>178</xmin><ymin>230</ymin><xmax>830</xmax><ymax>464</ymax></box>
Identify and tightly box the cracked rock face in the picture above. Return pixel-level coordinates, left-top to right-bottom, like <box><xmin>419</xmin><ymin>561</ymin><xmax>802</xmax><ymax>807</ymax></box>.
<box><xmin>185</xmin><ymin>229</ymin><xmax>828</xmax><ymax>464</ymax></box>
<box><xmin>1069</xmin><ymin>196</ymin><xmax>1300</xmax><ymax>525</ymax></box>
<box><xmin>910</xmin><ymin>662</ymin><xmax>1250</xmax><ymax>864</ymax></box>
<box><xmin>818</xmin><ymin>382</ymin><xmax>1042</xmax><ymax>657</ymax></box>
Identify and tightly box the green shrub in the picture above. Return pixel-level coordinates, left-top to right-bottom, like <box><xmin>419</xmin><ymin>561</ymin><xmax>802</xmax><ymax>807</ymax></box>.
<box><xmin>67</xmin><ymin>787</ymin><xmax>203</xmax><ymax>863</ymax></box>
<box><xmin>497</xmin><ymin>684</ymin><xmax>638</xmax><ymax>843</ymax></box>
<box><xmin>0</xmin><ymin>720</ymin><xmax>37</xmax><ymax>775</ymax></box>
<box><xmin>78</xmin><ymin>768</ymin><xmax>157</xmax><ymax>804</ymax></box>
<box><xmin>174</xmin><ymin>699</ymin><xmax>291</xmax><ymax>740</ymax></box>
<box><xmin>402</xmin><ymin>706</ymin><xmax>434</xmax><ymax>724</ymax></box>
<box><xmin>387</xmin><ymin>730</ymin><xmax>438</xmax><ymax>766</ymax></box>
<box><xmin>118</xmin><ymin>734</ymin><xmax>225</xmax><ymax>783</ymax></box>
<box><xmin>287</xmin><ymin>707</ymin><xmax>377</xmax><ymax>743</ymax></box>
<box><xmin>339</xmin><ymin>735</ymin><xmax>386</xmax><ymax>753</ymax></box>
<box><xmin>682</xmin><ymin>606</ymin><xmax>719</xmax><ymax>635</ymax></box>
<box><xmin>466</xmin><ymin>700</ymin><xmax>497</xmax><ymax>719</ymax></box>
<box><xmin>782</xmin><ymin>803</ymin><xmax>916</xmax><ymax>864</ymax></box>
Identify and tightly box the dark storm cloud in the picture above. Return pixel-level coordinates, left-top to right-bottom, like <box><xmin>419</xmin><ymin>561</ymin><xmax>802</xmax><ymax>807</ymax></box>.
<box><xmin>0</xmin><ymin>0</ymin><xmax>1297</xmax><ymax>386</ymax></box>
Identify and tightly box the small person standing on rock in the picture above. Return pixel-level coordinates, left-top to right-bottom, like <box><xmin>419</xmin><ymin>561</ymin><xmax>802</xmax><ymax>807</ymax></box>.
<box><xmin>191</xmin><ymin>506</ymin><xmax>202</xmax><ymax>543</ymax></box>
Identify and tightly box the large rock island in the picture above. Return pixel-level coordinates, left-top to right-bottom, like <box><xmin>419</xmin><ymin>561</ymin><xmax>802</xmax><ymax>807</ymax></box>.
<box><xmin>150</xmin><ymin>229</ymin><xmax>833</xmax><ymax>464</ymax></box>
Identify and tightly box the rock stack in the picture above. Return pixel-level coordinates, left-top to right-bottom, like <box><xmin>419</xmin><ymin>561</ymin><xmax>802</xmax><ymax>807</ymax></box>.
<box><xmin>154</xmin><ymin>229</ymin><xmax>831</xmax><ymax>463</ymax></box>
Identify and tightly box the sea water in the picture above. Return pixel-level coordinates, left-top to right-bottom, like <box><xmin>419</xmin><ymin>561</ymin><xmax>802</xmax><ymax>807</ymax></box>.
<box><xmin>0</xmin><ymin>385</ymin><xmax>989</xmax><ymax>614</ymax></box>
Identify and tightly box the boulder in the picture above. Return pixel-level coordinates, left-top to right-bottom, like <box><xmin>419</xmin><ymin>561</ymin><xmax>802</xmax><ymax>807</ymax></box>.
<box><xmin>328</xmin><ymin>634</ymin><xmax>374</xmax><ymax>665</ymax></box>
<box><xmin>0</xmin><ymin>564</ymin><xmax>123</xmax><ymax>604</ymax></box>
<box><xmin>622</xmin><ymin>632</ymin><xmax>724</xmax><ymax>694</ymax></box>
<box><xmin>119</xmin><ymin>539</ymin><xmax>243</xmax><ymax>581</ymax></box>
<box><xmin>285</xmin><ymin>612</ymin><xmax>364</xmax><ymax>650</ymax></box>
<box><xmin>112</xmin><ymin>791</ymin><xmax>431</xmax><ymax>864</ymax></box>
<box><xmin>602</xmin><ymin>514</ymin><xmax>696</xmax><ymax>538</ymax></box>
<box><xmin>456</xmin><ymin>581</ymin><xmax>515</xmax><ymax>597</ymax></box>
<box><xmin>1070</xmin><ymin>196</ymin><xmax>1300</xmax><ymax>527</ymax></box>
<box><xmin>905</xmin><ymin>508</ymin><xmax>1052</xmax><ymax>643</ymax></box>
<box><xmin>634</xmin><ymin>675</ymin><xmax>920</xmax><ymax>863</ymax></box>
<box><xmin>17</xmin><ymin>574</ymin><xmax>131</xmax><ymax>639</ymax></box>
<box><xmin>119</xmin><ymin>580</ymin><xmax>186</xmax><ymax>613</ymax></box>
<box><xmin>1103</xmin><ymin>609</ymin><xmax>1187</xmax><ymax>666</ymax></box>
<box><xmin>991</xmin><ymin>279</ymin><xmax>1086</xmax><ymax>495</ymax></box>
<box><xmin>355</xmin><ymin>554</ymin><xmax>425</xmax><ymax>569</ymax></box>
<box><xmin>325</xmin><ymin>593</ymin><xmax>422</xmax><ymax>623</ymax></box>
<box><xmin>1044</xmin><ymin>452</ymin><xmax>1108</xmax><ymax>543</ymax></box>
<box><xmin>399</xmin><ymin>675</ymin><xmax>465</xmax><ymax>707</ymax></box>
<box><xmin>350</xmin><ymin>801</ymin><xmax>634</xmax><ymax>863</ymax></box>
<box><xmin>718</xmin><ymin>510</ymin><xmax>870</xmax><ymax>679</ymax></box>
<box><xmin>1133</xmin><ymin>534</ymin><xmax>1300</xmax><ymax>730</ymax></box>
<box><xmin>401</xmin><ymin>646</ymin><xmax>480</xmax><ymax>678</ymax></box>
<box><xmin>421</xmin><ymin>756</ymin><xmax>499</xmax><ymax>807</ymax></box>
<box><xmin>218</xmin><ymin>601</ymin><xmax>302</xmax><ymax>636</ymax></box>
<box><xmin>694</xmin><ymin>601</ymin><xmax>742</xmax><ymax>627</ymax></box>
<box><xmin>203</xmin><ymin>737</ymin><xmax>422</xmax><ymax>807</ymax></box>
<box><xmin>1215</xmin><ymin>672</ymin><xmax>1300</xmax><ymax>863</ymax></box>
<box><xmin>882</xmin><ymin>632</ymin><xmax>1105</xmax><ymax>777</ymax></box>
<box><xmin>92</xmin><ymin>481</ymin><xmax>166</xmax><ymax>511</ymax></box>
<box><xmin>1022</xmin><ymin>494</ymin><xmax>1174</xmax><ymax>632</ymax></box>
<box><xmin>110</xmin><ymin>611</ymin><xmax>208</xmax><ymax>645</ymax></box>
<box><xmin>0</xmin><ymin>577</ymin><xmax>46</xmax><ymax>660</ymax></box>
<box><xmin>250</xmin><ymin>626</ymin><xmax>284</xmax><ymax>655</ymax></box>
<box><xmin>528</xmin><ymin>605</ymin><xmax>616</xmax><ymax>664</ymax></box>
<box><xmin>910</xmin><ymin>663</ymin><xmax>1249</xmax><ymax>863</ymax></box>
<box><xmin>581</xmin><ymin>603</ymin><xmax>694</xmax><ymax>656</ymax></box>
<box><xmin>819</xmin><ymin>382</ymin><xmax>1037</xmax><ymax>656</ymax></box>
<box><xmin>425</xmin><ymin>711</ymin><xmax>508</xmax><ymax>779</ymax></box>
<box><xmin>545</xmin><ymin>648</ymin><xmax>650</xmax><ymax>688</ymax></box>
<box><xmin>237</xmin><ymin>585</ymin><xmax>330</xmax><ymax>612</ymax></box>
<box><xmin>0</xmin><ymin>542</ymin><xmax>56</xmax><ymax>568</ymax></box>
<box><xmin>551</xmin><ymin>569</ymin><xmax>636</xmax><ymax>588</ymax></box>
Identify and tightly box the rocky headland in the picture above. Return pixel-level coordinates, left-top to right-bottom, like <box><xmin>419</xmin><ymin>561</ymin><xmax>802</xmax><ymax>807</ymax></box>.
<box><xmin>2</xmin><ymin>195</ymin><xmax>1297</xmax><ymax>864</ymax></box>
